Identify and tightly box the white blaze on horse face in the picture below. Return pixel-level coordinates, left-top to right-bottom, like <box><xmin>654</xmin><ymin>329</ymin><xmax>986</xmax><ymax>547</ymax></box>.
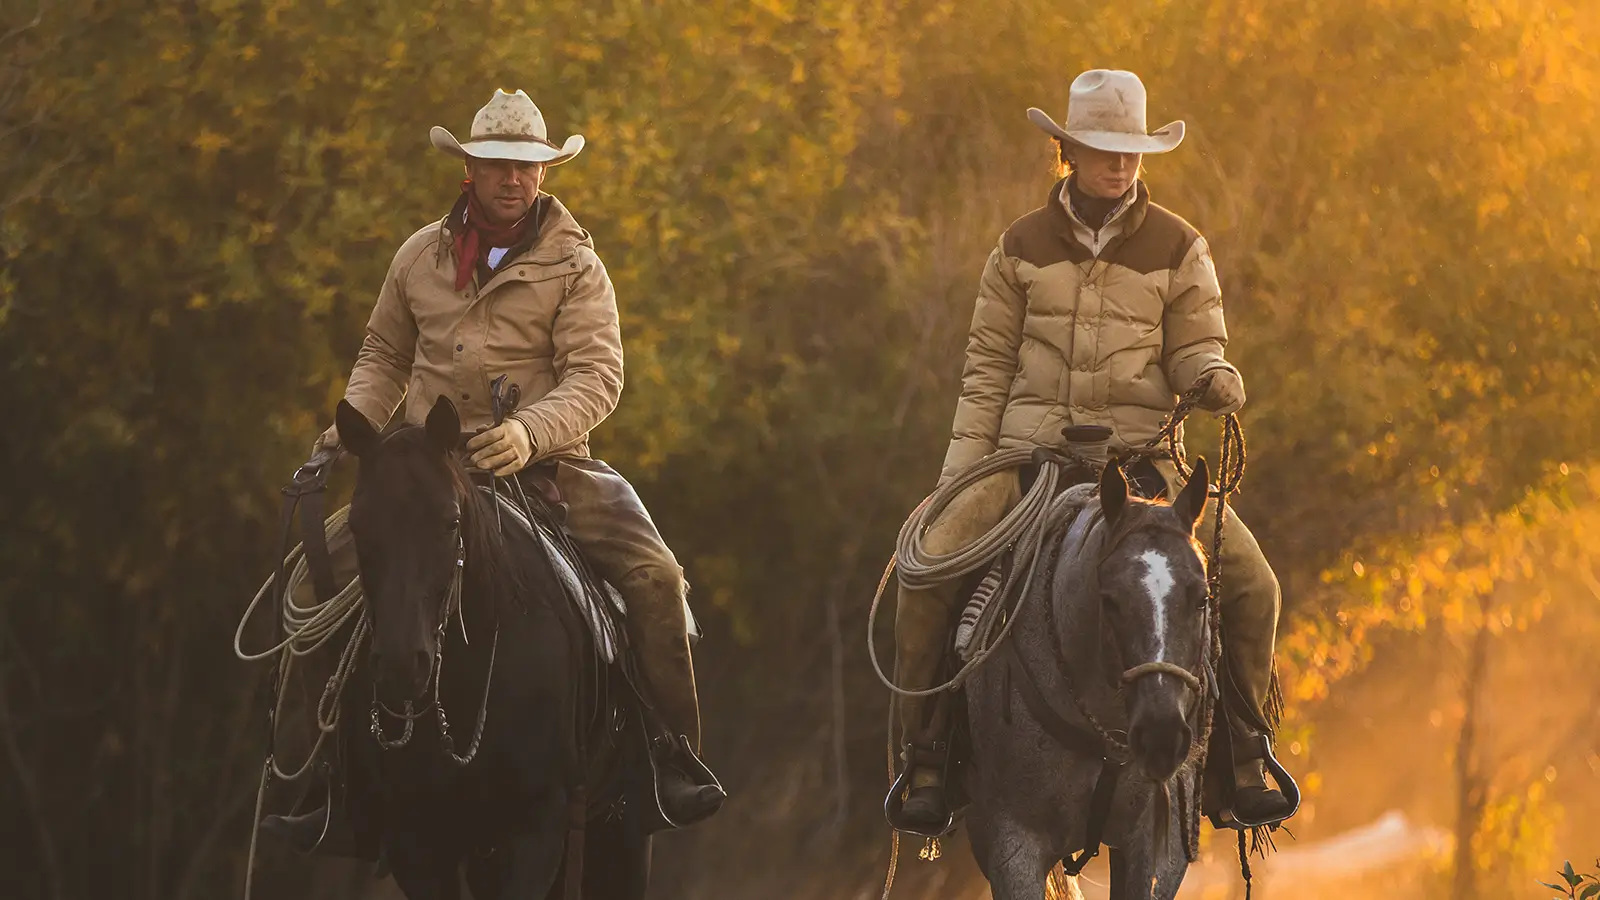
<box><xmin>1138</xmin><ymin>549</ymin><xmax>1176</xmax><ymax>660</ymax></box>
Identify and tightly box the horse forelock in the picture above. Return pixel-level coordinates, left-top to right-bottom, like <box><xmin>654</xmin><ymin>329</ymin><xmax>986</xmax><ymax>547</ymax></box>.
<box><xmin>365</xmin><ymin>426</ymin><xmax>536</xmax><ymax>611</ymax></box>
<box><xmin>1101</xmin><ymin>498</ymin><xmax>1204</xmax><ymax>567</ymax></box>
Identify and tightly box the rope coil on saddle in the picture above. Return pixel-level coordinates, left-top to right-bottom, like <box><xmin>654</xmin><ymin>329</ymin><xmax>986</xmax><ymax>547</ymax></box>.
<box><xmin>867</xmin><ymin>374</ymin><xmax>1232</xmax><ymax>699</ymax></box>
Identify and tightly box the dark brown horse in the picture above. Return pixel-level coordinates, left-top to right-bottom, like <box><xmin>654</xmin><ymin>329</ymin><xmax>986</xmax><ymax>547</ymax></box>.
<box><xmin>335</xmin><ymin>395</ymin><xmax>649</xmax><ymax>899</ymax></box>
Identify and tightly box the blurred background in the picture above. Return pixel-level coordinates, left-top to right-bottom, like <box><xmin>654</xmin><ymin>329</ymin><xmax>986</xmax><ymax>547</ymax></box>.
<box><xmin>2</xmin><ymin>0</ymin><xmax>1597</xmax><ymax>897</ymax></box>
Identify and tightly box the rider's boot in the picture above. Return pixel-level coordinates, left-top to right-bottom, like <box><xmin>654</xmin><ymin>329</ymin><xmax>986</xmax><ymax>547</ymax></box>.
<box><xmin>898</xmin><ymin>739</ymin><xmax>952</xmax><ymax>832</ymax></box>
<box><xmin>621</xmin><ymin>565</ymin><xmax>726</xmax><ymax>825</ymax></box>
<box><xmin>887</xmin><ymin>470</ymin><xmax>1021</xmax><ymax>834</ymax></box>
<box><xmin>1183</xmin><ymin>464</ymin><xmax>1294</xmax><ymax>826</ymax></box>
<box><xmin>891</xmin><ymin>583</ymin><xmax>958</xmax><ymax>833</ymax></box>
<box><xmin>1231</xmin><ymin>753</ymin><xmax>1294</xmax><ymax>825</ymax></box>
<box><xmin>650</xmin><ymin>732</ymin><xmax>725</xmax><ymax>826</ymax></box>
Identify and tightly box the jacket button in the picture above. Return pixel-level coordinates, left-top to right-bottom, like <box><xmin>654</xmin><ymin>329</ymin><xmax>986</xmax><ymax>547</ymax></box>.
<box><xmin>456</xmin><ymin>344</ymin><xmax>464</xmax><ymax>352</ymax></box>
<box><xmin>569</xmin><ymin>261</ymin><xmax>578</xmax><ymax>268</ymax></box>
<box><xmin>461</xmin><ymin>393</ymin><xmax>471</xmax><ymax>401</ymax></box>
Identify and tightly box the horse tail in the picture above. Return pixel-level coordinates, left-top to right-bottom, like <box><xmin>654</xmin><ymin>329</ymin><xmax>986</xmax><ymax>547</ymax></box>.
<box><xmin>1046</xmin><ymin>864</ymin><xmax>1084</xmax><ymax>900</ymax></box>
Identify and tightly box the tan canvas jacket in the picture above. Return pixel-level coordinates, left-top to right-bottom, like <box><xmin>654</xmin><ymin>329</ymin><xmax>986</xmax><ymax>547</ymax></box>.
<box><xmin>327</xmin><ymin>193</ymin><xmax>622</xmax><ymax>462</ymax></box>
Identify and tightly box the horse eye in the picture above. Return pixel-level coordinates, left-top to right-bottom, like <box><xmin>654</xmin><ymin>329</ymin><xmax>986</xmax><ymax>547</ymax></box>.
<box><xmin>445</xmin><ymin>517</ymin><xmax>461</xmax><ymax>534</ymax></box>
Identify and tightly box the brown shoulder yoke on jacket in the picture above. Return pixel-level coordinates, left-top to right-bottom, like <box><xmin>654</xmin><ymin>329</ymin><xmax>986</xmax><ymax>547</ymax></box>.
<box><xmin>1105</xmin><ymin>202</ymin><xmax>1200</xmax><ymax>275</ymax></box>
<box><xmin>1002</xmin><ymin>202</ymin><xmax>1094</xmax><ymax>269</ymax></box>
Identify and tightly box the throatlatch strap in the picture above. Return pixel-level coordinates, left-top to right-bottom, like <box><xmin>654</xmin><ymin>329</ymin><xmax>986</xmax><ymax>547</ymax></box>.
<box><xmin>1061</xmin><ymin>758</ymin><xmax>1123</xmax><ymax>876</ymax></box>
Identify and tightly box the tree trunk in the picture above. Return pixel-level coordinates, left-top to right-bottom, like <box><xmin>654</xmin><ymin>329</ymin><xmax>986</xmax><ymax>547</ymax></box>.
<box><xmin>1450</xmin><ymin>608</ymin><xmax>1493</xmax><ymax>900</ymax></box>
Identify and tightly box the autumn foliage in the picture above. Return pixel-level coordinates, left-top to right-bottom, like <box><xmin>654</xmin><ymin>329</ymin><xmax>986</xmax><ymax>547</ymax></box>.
<box><xmin>1</xmin><ymin>1</ymin><xmax>1597</xmax><ymax>898</ymax></box>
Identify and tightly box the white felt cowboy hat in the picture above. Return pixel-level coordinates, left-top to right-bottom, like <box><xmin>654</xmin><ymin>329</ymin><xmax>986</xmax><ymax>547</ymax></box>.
<box><xmin>429</xmin><ymin>89</ymin><xmax>585</xmax><ymax>165</ymax></box>
<box><xmin>1027</xmin><ymin>69</ymin><xmax>1185</xmax><ymax>155</ymax></box>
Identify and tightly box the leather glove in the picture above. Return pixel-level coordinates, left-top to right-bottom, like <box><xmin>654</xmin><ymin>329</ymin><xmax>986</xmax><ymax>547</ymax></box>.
<box><xmin>466</xmin><ymin>417</ymin><xmax>535</xmax><ymax>476</ymax></box>
<box><xmin>302</xmin><ymin>429</ymin><xmax>344</xmax><ymax>473</ymax></box>
<box><xmin>1199</xmin><ymin>369</ymin><xmax>1246</xmax><ymax>417</ymax></box>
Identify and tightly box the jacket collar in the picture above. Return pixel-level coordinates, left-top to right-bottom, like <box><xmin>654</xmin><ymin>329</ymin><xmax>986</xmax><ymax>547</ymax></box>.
<box><xmin>436</xmin><ymin>191</ymin><xmax>587</xmax><ymax>271</ymax></box>
<box><xmin>1047</xmin><ymin>177</ymin><xmax>1151</xmax><ymax>255</ymax></box>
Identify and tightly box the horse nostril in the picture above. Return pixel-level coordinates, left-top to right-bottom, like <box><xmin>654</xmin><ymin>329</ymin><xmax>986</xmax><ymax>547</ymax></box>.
<box><xmin>1131</xmin><ymin>717</ymin><xmax>1192</xmax><ymax>778</ymax></box>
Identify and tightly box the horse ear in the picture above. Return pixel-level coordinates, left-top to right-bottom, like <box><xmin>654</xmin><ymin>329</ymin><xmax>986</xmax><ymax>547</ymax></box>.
<box><xmin>335</xmin><ymin>400</ymin><xmax>379</xmax><ymax>458</ymax></box>
<box><xmin>425</xmin><ymin>395</ymin><xmax>461</xmax><ymax>453</ymax></box>
<box><xmin>1099</xmin><ymin>459</ymin><xmax>1128</xmax><ymax>524</ymax></box>
<box><xmin>1173</xmin><ymin>456</ymin><xmax>1210</xmax><ymax>533</ymax></box>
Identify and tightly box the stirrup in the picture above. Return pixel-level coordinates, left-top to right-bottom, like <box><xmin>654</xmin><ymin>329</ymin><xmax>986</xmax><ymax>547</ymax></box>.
<box><xmin>645</xmin><ymin>732</ymin><xmax>726</xmax><ymax>829</ymax></box>
<box><xmin>884</xmin><ymin>741</ymin><xmax>956</xmax><ymax>838</ymax></box>
<box><xmin>1211</xmin><ymin>733</ymin><xmax>1301</xmax><ymax>830</ymax></box>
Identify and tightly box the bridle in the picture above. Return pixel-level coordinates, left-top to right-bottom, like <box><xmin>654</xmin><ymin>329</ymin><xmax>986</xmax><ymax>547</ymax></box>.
<box><xmin>368</xmin><ymin>530</ymin><xmax>500</xmax><ymax>767</ymax></box>
<box><xmin>1006</xmin><ymin>502</ymin><xmax>1221</xmax><ymax>877</ymax></box>
<box><xmin>1094</xmin><ymin>517</ymin><xmax>1214</xmax><ymax>707</ymax></box>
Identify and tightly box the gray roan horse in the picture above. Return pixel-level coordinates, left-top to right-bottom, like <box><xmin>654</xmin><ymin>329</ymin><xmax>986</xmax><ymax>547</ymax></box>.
<box><xmin>965</xmin><ymin>457</ymin><xmax>1214</xmax><ymax>899</ymax></box>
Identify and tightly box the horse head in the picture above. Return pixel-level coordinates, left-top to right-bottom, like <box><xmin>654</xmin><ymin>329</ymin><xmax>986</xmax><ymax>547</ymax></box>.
<box><xmin>336</xmin><ymin>395</ymin><xmax>475</xmax><ymax>705</ymax></box>
<box><xmin>1094</xmin><ymin>456</ymin><xmax>1211</xmax><ymax>783</ymax></box>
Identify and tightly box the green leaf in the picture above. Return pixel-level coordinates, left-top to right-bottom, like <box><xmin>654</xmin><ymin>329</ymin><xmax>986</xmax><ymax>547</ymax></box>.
<box><xmin>1542</xmin><ymin>883</ymin><xmax>1569</xmax><ymax>892</ymax></box>
<box><xmin>1567</xmin><ymin>862</ymin><xmax>1582</xmax><ymax>887</ymax></box>
<box><xmin>1576</xmin><ymin>883</ymin><xmax>1599</xmax><ymax>900</ymax></box>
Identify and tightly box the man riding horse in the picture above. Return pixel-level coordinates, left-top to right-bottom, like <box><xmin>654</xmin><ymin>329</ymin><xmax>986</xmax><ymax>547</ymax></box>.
<box><xmin>890</xmin><ymin>69</ymin><xmax>1295</xmax><ymax>834</ymax></box>
<box><xmin>266</xmin><ymin>89</ymin><xmax>725</xmax><ymax>851</ymax></box>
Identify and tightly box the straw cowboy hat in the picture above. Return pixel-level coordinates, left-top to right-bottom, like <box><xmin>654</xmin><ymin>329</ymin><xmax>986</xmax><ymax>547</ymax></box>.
<box><xmin>1027</xmin><ymin>70</ymin><xmax>1185</xmax><ymax>154</ymax></box>
<box><xmin>429</xmin><ymin>89</ymin><xmax>585</xmax><ymax>165</ymax></box>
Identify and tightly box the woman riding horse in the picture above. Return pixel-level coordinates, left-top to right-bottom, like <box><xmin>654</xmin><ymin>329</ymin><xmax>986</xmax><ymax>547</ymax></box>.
<box><xmin>889</xmin><ymin>69</ymin><xmax>1294</xmax><ymax>833</ymax></box>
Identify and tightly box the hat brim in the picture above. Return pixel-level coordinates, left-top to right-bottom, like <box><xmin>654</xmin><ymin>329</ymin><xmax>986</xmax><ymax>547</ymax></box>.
<box><xmin>1026</xmin><ymin>108</ymin><xmax>1185</xmax><ymax>154</ymax></box>
<box><xmin>429</xmin><ymin>126</ymin><xmax>585</xmax><ymax>165</ymax></box>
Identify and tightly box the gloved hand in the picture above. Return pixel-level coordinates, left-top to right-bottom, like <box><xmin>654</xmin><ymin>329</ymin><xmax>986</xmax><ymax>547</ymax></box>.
<box><xmin>466</xmin><ymin>417</ymin><xmax>535</xmax><ymax>476</ymax></box>
<box><xmin>1199</xmin><ymin>369</ymin><xmax>1246</xmax><ymax>417</ymax></box>
<box><xmin>302</xmin><ymin>430</ymin><xmax>344</xmax><ymax>474</ymax></box>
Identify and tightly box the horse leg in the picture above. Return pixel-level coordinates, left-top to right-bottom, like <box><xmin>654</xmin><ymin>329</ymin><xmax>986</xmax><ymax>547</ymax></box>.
<box><xmin>1108</xmin><ymin>837</ymin><xmax>1189</xmax><ymax>900</ymax></box>
<box><xmin>465</xmin><ymin>847</ymin><xmax>507</xmax><ymax>900</ymax></box>
<box><xmin>385</xmin><ymin>834</ymin><xmax>462</xmax><ymax>900</ymax></box>
<box><xmin>973</xmin><ymin>820</ymin><xmax>1056</xmax><ymax>900</ymax></box>
<box><xmin>577</xmin><ymin>813</ymin><xmax>652</xmax><ymax>900</ymax></box>
<box><xmin>484</xmin><ymin>793</ymin><xmax>572</xmax><ymax>899</ymax></box>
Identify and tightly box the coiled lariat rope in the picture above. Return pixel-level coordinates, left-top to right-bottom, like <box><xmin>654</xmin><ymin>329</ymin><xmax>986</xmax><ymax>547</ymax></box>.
<box><xmin>867</xmin><ymin>374</ymin><xmax>1232</xmax><ymax>699</ymax></box>
<box><xmin>235</xmin><ymin>506</ymin><xmax>370</xmax><ymax>900</ymax></box>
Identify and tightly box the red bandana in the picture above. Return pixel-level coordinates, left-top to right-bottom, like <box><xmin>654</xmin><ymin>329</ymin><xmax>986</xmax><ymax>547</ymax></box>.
<box><xmin>452</xmin><ymin>180</ymin><xmax>534</xmax><ymax>290</ymax></box>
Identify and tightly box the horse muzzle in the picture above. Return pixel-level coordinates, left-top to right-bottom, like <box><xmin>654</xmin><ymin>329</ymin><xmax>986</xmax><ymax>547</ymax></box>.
<box><xmin>1127</xmin><ymin>710</ymin><xmax>1192</xmax><ymax>782</ymax></box>
<box><xmin>1124</xmin><ymin>665</ymin><xmax>1199</xmax><ymax>781</ymax></box>
<box><xmin>373</xmin><ymin>648</ymin><xmax>434</xmax><ymax>702</ymax></box>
